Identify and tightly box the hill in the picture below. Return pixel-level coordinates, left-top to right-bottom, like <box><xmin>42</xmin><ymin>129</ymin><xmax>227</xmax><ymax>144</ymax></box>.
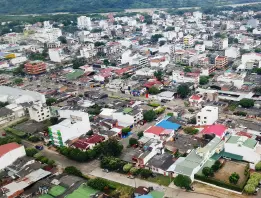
<box><xmin>0</xmin><ymin>0</ymin><xmax>261</xmax><ymax>14</ymax></box>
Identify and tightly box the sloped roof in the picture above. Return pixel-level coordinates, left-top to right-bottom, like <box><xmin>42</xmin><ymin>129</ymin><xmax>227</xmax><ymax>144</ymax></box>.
<box><xmin>201</xmin><ymin>124</ymin><xmax>227</xmax><ymax>137</ymax></box>
<box><xmin>0</xmin><ymin>143</ymin><xmax>21</xmax><ymax>157</ymax></box>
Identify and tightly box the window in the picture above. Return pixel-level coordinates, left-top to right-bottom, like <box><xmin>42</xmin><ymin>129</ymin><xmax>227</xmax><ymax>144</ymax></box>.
<box><xmin>204</xmin><ymin>117</ymin><xmax>207</xmax><ymax>119</ymax></box>
<box><xmin>198</xmin><ymin>116</ymin><xmax>200</xmax><ymax>119</ymax></box>
<box><xmin>46</xmin><ymin>115</ymin><xmax>49</xmax><ymax>117</ymax></box>
<box><xmin>41</xmin><ymin>113</ymin><xmax>44</xmax><ymax>116</ymax></box>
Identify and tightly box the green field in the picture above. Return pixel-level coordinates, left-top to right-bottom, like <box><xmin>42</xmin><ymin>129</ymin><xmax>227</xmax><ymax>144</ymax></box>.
<box><xmin>149</xmin><ymin>190</ymin><xmax>164</xmax><ymax>198</ymax></box>
<box><xmin>39</xmin><ymin>194</ymin><xmax>53</xmax><ymax>198</ymax></box>
<box><xmin>66</xmin><ymin>69</ymin><xmax>84</xmax><ymax>80</ymax></box>
<box><xmin>65</xmin><ymin>184</ymin><xmax>98</xmax><ymax>198</ymax></box>
<box><xmin>48</xmin><ymin>185</ymin><xmax>66</xmax><ymax>197</ymax></box>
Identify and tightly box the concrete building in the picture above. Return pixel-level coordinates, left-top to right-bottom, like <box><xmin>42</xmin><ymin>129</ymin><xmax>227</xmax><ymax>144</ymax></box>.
<box><xmin>48</xmin><ymin>110</ymin><xmax>91</xmax><ymax>147</ymax></box>
<box><xmin>225</xmin><ymin>47</ymin><xmax>240</xmax><ymax>59</ymax></box>
<box><xmin>183</xmin><ymin>35</ymin><xmax>194</xmax><ymax>47</ymax></box>
<box><xmin>5</xmin><ymin>104</ymin><xmax>25</xmax><ymax>119</ymax></box>
<box><xmin>24</xmin><ymin>61</ymin><xmax>47</xmax><ymax>75</ymax></box>
<box><xmin>195</xmin><ymin>44</ymin><xmax>205</xmax><ymax>52</ymax></box>
<box><xmin>213</xmin><ymin>38</ymin><xmax>228</xmax><ymax>50</ymax></box>
<box><xmin>48</xmin><ymin>48</ymin><xmax>64</xmax><ymax>63</ymax></box>
<box><xmin>215</xmin><ymin>56</ymin><xmax>228</xmax><ymax>69</ymax></box>
<box><xmin>196</xmin><ymin>106</ymin><xmax>218</xmax><ymax>125</ymax></box>
<box><xmin>112</xmin><ymin>108</ymin><xmax>143</xmax><ymax>127</ymax></box>
<box><xmin>0</xmin><ymin>143</ymin><xmax>26</xmax><ymax>170</ymax></box>
<box><xmin>28</xmin><ymin>101</ymin><xmax>50</xmax><ymax>122</ymax></box>
<box><xmin>172</xmin><ymin>70</ymin><xmax>199</xmax><ymax>84</ymax></box>
<box><xmin>77</xmin><ymin>16</ymin><xmax>92</xmax><ymax>29</ymax></box>
<box><xmin>0</xmin><ymin>107</ymin><xmax>15</xmax><ymax>125</ymax></box>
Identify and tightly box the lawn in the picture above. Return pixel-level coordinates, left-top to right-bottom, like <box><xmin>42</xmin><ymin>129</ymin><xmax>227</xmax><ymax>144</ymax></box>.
<box><xmin>66</xmin><ymin>184</ymin><xmax>98</xmax><ymax>198</ymax></box>
<box><xmin>104</xmin><ymin>179</ymin><xmax>134</xmax><ymax>198</ymax></box>
<box><xmin>143</xmin><ymin>174</ymin><xmax>172</xmax><ymax>186</ymax></box>
<box><xmin>66</xmin><ymin>69</ymin><xmax>84</xmax><ymax>80</ymax></box>
<box><xmin>149</xmin><ymin>190</ymin><xmax>164</xmax><ymax>198</ymax></box>
<box><xmin>48</xmin><ymin>185</ymin><xmax>66</xmax><ymax>197</ymax></box>
<box><xmin>39</xmin><ymin>194</ymin><xmax>53</xmax><ymax>198</ymax></box>
<box><xmin>214</xmin><ymin>161</ymin><xmax>248</xmax><ymax>187</ymax></box>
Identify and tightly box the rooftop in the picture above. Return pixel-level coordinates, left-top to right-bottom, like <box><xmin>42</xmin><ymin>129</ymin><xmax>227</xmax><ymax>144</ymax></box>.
<box><xmin>0</xmin><ymin>143</ymin><xmax>22</xmax><ymax>157</ymax></box>
<box><xmin>201</xmin><ymin>124</ymin><xmax>227</xmax><ymax>138</ymax></box>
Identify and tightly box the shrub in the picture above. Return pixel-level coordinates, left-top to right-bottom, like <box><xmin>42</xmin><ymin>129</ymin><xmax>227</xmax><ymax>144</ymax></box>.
<box><xmin>25</xmin><ymin>148</ymin><xmax>38</xmax><ymax>157</ymax></box>
<box><xmin>229</xmin><ymin>172</ymin><xmax>240</xmax><ymax>184</ymax></box>
<box><xmin>202</xmin><ymin>167</ymin><xmax>214</xmax><ymax>177</ymax></box>
<box><xmin>40</xmin><ymin>157</ymin><xmax>49</xmax><ymax>164</ymax></box>
<box><xmin>244</xmin><ymin>184</ymin><xmax>256</xmax><ymax>194</ymax></box>
<box><xmin>47</xmin><ymin>159</ymin><xmax>55</xmax><ymax>166</ymax></box>
<box><xmin>130</xmin><ymin>167</ymin><xmax>139</xmax><ymax>175</ymax></box>
<box><xmin>28</xmin><ymin>135</ymin><xmax>40</xmax><ymax>142</ymax></box>
<box><xmin>88</xmin><ymin>178</ymin><xmax>109</xmax><ymax>191</ymax></box>
<box><xmin>137</xmin><ymin>131</ymin><xmax>143</xmax><ymax>139</ymax></box>
<box><xmin>233</xmin><ymin>111</ymin><xmax>247</xmax><ymax>116</ymax></box>
<box><xmin>4</xmin><ymin>127</ymin><xmax>26</xmax><ymax>138</ymax></box>
<box><xmin>140</xmin><ymin>169</ymin><xmax>152</xmax><ymax>178</ymax></box>
<box><xmin>188</xmin><ymin>108</ymin><xmax>195</xmax><ymax>113</ymax></box>
<box><xmin>174</xmin><ymin>175</ymin><xmax>191</xmax><ymax>189</ymax></box>
<box><xmin>154</xmin><ymin>106</ymin><xmax>165</xmax><ymax>115</ymax></box>
<box><xmin>167</xmin><ymin>113</ymin><xmax>173</xmax><ymax>117</ymax></box>
<box><xmin>129</xmin><ymin>138</ymin><xmax>138</xmax><ymax>146</ymax></box>
<box><xmin>148</xmin><ymin>102</ymin><xmax>160</xmax><ymax>107</ymax></box>
<box><xmin>211</xmin><ymin>160</ymin><xmax>221</xmax><ymax>172</ymax></box>
<box><xmin>255</xmin><ymin>162</ymin><xmax>261</xmax><ymax>171</ymax></box>
<box><xmin>64</xmin><ymin>166</ymin><xmax>82</xmax><ymax>177</ymax></box>
<box><xmin>183</xmin><ymin>127</ymin><xmax>199</xmax><ymax>135</ymax></box>
<box><xmin>123</xmin><ymin>163</ymin><xmax>133</xmax><ymax>173</ymax></box>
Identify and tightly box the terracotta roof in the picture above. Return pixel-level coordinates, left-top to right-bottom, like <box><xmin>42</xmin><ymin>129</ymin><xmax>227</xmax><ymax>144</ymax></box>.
<box><xmin>72</xmin><ymin>134</ymin><xmax>105</xmax><ymax>150</ymax></box>
<box><xmin>145</xmin><ymin>126</ymin><xmax>165</xmax><ymax>136</ymax></box>
<box><xmin>190</xmin><ymin>95</ymin><xmax>201</xmax><ymax>100</ymax></box>
<box><xmin>201</xmin><ymin>124</ymin><xmax>227</xmax><ymax>138</ymax></box>
<box><xmin>236</xmin><ymin>131</ymin><xmax>252</xmax><ymax>138</ymax></box>
<box><xmin>0</xmin><ymin>143</ymin><xmax>21</xmax><ymax>157</ymax></box>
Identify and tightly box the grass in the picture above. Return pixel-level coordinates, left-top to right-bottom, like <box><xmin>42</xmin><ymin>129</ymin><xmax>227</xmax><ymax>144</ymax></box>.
<box><xmin>48</xmin><ymin>185</ymin><xmax>66</xmax><ymax>197</ymax></box>
<box><xmin>66</xmin><ymin>69</ymin><xmax>84</xmax><ymax>80</ymax></box>
<box><xmin>143</xmin><ymin>174</ymin><xmax>172</xmax><ymax>186</ymax></box>
<box><xmin>39</xmin><ymin>195</ymin><xmax>54</xmax><ymax>198</ymax></box>
<box><xmin>66</xmin><ymin>184</ymin><xmax>98</xmax><ymax>198</ymax></box>
<box><xmin>149</xmin><ymin>190</ymin><xmax>164</xmax><ymax>198</ymax></box>
<box><xmin>103</xmin><ymin>179</ymin><xmax>134</xmax><ymax>198</ymax></box>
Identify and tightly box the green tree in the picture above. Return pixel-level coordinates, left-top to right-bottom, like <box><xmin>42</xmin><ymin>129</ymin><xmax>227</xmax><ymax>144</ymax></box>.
<box><xmin>0</xmin><ymin>101</ymin><xmax>9</xmax><ymax>108</ymax></box>
<box><xmin>28</xmin><ymin>135</ymin><xmax>40</xmax><ymax>142</ymax></box>
<box><xmin>140</xmin><ymin>169</ymin><xmax>152</xmax><ymax>178</ymax></box>
<box><xmin>244</xmin><ymin>184</ymin><xmax>256</xmax><ymax>194</ymax></box>
<box><xmin>253</xmin><ymin>86</ymin><xmax>261</xmax><ymax>94</ymax></box>
<box><xmin>229</xmin><ymin>172</ymin><xmax>240</xmax><ymax>184</ymax></box>
<box><xmin>137</xmin><ymin>131</ymin><xmax>143</xmax><ymax>139</ymax></box>
<box><xmin>148</xmin><ymin>86</ymin><xmax>160</xmax><ymax>95</ymax></box>
<box><xmin>143</xmin><ymin>110</ymin><xmax>156</xmax><ymax>122</ymax></box>
<box><xmin>72</xmin><ymin>57</ymin><xmax>87</xmax><ymax>69</ymax></box>
<box><xmin>177</xmin><ymin>84</ymin><xmax>190</xmax><ymax>99</ymax></box>
<box><xmin>199</xmin><ymin>76</ymin><xmax>209</xmax><ymax>85</ymax></box>
<box><xmin>95</xmin><ymin>41</ymin><xmax>105</xmax><ymax>47</ymax></box>
<box><xmin>58</xmin><ymin>36</ymin><xmax>67</xmax><ymax>44</ymax></box>
<box><xmin>159</xmin><ymin>40</ymin><xmax>166</xmax><ymax>46</ymax></box>
<box><xmin>151</xmin><ymin>34</ymin><xmax>163</xmax><ymax>43</ymax></box>
<box><xmin>174</xmin><ymin>175</ymin><xmax>192</xmax><ymax>189</ymax></box>
<box><xmin>122</xmin><ymin>127</ymin><xmax>131</xmax><ymax>136</ymax></box>
<box><xmin>252</xmin><ymin>68</ymin><xmax>261</xmax><ymax>75</ymax></box>
<box><xmin>129</xmin><ymin>138</ymin><xmax>138</xmax><ymax>146</ymax></box>
<box><xmin>13</xmin><ymin>78</ymin><xmax>23</xmax><ymax>85</ymax></box>
<box><xmin>88</xmin><ymin>178</ymin><xmax>109</xmax><ymax>191</ymax></box>
<box><xmin>239</xmin><ymin>98</ymin><xmax>254</xmax><ymax>108</ymax></box>
<box><xmin>183</xmin><ymin>67</ymin><xmax>191</xmax><ymax>72</ymax></box>
<box><xmin>211</xmin><ymin>160</ymin><xmax>221</xmax><ymax>172</ymax></box>
<box><xmin>46</xmin><ymin>98</ymin><xmax>57</xmax><ymax>106</ymax></box>
<box><xmin>50</xmin><ymin>117</ymin><xmax>59</xmax><ymax>125</ymax></box>
<box><xmin>47</xmin><ymin>159</ymin><xmax>55</xmax><ymax>166</ymax></box>
<box><xmin>202</xmin><ymin>167</ymin><xmax>214</xmax><ymax>177</ymax></box>
<box><xmin>100</xmin><ymin>138</ymin><xmax>123</xmax><ymax>157</ymax></box>
<box><xmin>154</xmin><ymin>70</ymin><xmax>163</xmax><ymax>81</ymax></box>
<box><xmin>64</xmin><ymin>166</ymin><xmax>82</xmax><ymax>177</ymax></box>
<box><xmin>255</xmin><ymin>162</ymin><xmax>261</xmax><ymax>171</ymax></box>
<box><xmin>13</xmin><ymin>64</ymin><xmax>25</xmax><ymax>76</ymax></box>
<box><xmin>25</xmin><ymin>148</ymin><xmax>38</xmax><ymax>157</ymax></box>
<box><xmin>87</xmin><ymin>130</ymin><xmax>94</xmax><ymax>136</ymax></box>
<box><xmin>130</xmin><ymin>167</ymin><xmax>139</xmax><ymax>175</ymax></box>
<box><xmin>183</xmin><ymin>127</ymin><xmax>199</xmax><ymax>135</ymax></box>
<box><xmin>123</xmin><ymin>163</ymin><xmax>133</xmax><ymax>172</ymax></box>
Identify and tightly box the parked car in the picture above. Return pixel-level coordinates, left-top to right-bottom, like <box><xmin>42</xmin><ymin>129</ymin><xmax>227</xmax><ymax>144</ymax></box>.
<box><xmin>35</xmin><ymin>145</ymin><xmax>44</xmax><ymax>150</ymax></box>
<box><xmin>127</xmin><ymin>175</ymin><xmax>135</xmax><ymax>179</ymax></box>
<box><xmin>102</xmin><ymin>169</ymin><xmax>109</xmax><ymax>173</ymax></box>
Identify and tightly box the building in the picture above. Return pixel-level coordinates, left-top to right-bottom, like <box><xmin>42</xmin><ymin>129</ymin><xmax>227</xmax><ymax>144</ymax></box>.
<box><xmin>195</xmin><ymin>44</ymin><xmax>205</xmax><ymax>52</ymax></box>
<box><xmin>77</xmin><ymin>16</ymin><xmax>92</xmax><ymax>29</ymax></box>
<box><xmin>213</xmin><ymin>38</ymin><xmax>228</xmax><ymax>50</ymax></box>
<box><xmin>28</xmin><ymin>101</ymin><xmax>50</xmax><ymax>122</ymax></box>
<box><xmin>183</xmin><ymin>35</ymin><xmax>194</xmax><ymax>47</ymax></box>
<box><xmin>189</xmin><ymin>94</ymin><xmax>203</xmax><ymax>108</ymax></box>
<box><xmin>215</xmin><ymin>56</ymin><xmax>228</xmax><ymax>69</ymax></box>
<box><xmin>112</xmin><ymin>107</ymin><xmax>143</xmax><ymax>127</ymax></box>
<box><xmin>5</xmin><ymin>104</ymin><xmax>25</xmax><ymax>118</ymax></box>
<box><xmin>172</xmin><ymin>70</ymin><xmax>199</xmax><ymax>84</ymax></box>
<box><xmin>225</xmin><ymin>47</ymin><xmax>240</xmax><ymax>59</ymax></box>
<box><xmin>71</xmin><ymin>134</ymin><xmax>105</xmax><ymax>151</ymax></box>
<box><xmin>0</xmin><ymin>107</ymin><xmax>15</xmax><ymax>125</ymax></box>
<box><xmin>48</xmin><ymin>48</ymin><xmax>64</xmax><ymax>63</ymax></box>
<box><xmin>24</xmin><ymin>61</ymin><xmax>47</xmax><ymax>75</ymax></box>
<box><xmin>196</xmin><ymin>106</ymin><xmax>218</xmax><ymax>126</ymax></box>
<box><xmin>201</xmin><ymin>124</ymin><xmax>227</xmax><ymax>139</ymax></box>
<box><xmin>48</xmin><ymin>110</ymin><xmax>91</xmax><ymax>147</ymax></box>
<box><xmin>0</xmin><ymin>143</ymin><xmax>26</xmax><ymax>170</ymax></box>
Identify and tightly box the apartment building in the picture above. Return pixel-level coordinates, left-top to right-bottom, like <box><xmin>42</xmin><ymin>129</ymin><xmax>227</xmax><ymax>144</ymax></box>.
<box><xmin>215</xmin><ymin>56</ymin><xmax>228</xmax><ymax>69</ymax></box>
<box><xmin>196</xmin><ymin>106</ymin><xmax>219</xmax><ymax>125</ymax></box>
<box><xmin>24</xmin><ymin>61</ymin><xmax>46</xmax><ymax>75</ymax></box>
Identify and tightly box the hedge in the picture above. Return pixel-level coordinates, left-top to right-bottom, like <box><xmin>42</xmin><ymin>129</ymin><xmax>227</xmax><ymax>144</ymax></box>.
<box><xmin>4</xmin><ymin>127</ymin><xmax>26</xmax><ymax>138</ymax></box>
<box><xmin>194</xmin><ymin>174</ymin><xmax>245</xmax><ymax>192</ymax></box>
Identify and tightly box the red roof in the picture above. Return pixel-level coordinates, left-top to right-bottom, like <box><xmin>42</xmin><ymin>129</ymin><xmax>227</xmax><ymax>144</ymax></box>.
<box><xmin>114</xmin><ymin>66</ymin><xmax>133</xmax><ymax>75</ymax></box>
<box><xmin>236</xmin><ymin>131</ymin><xmax>252</xmax><ymax>138</ymax></box>
<box><xmin>201</xmin><ymin>124</ymin><xmax>227</xmax><ymax>138</ymax></box>
<box><xmin>144</xmin><ymin>80</ymin><xmax>162</xmax><ymax>88</ymax></box>
<box><xmin>0</xmin><ymin>143</ymin><xmax>21</xmax><ymax>157</ymax></box>
<box><xmin>190</xmin><ymin>95</ymin><xmax>201</xmax><ymax>100</ymax></box>
<box><xmin>145</xmin><ymin>126</ymin><xmax>165</xmax><ymax>136</ymax></box>
<box><xmin>72</xmin><ymin>134</ymin><xmax>105</xmax><ymax>150</ymax></box>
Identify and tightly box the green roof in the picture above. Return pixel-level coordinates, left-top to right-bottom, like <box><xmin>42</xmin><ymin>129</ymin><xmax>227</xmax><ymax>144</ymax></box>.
<box><xmin>227</xmin><ymin>136</ymin><xmax>240</xmax><ymax>144</ymax></box>
<box><xmin>222</xmin><ymin>151</ymin><xmax>243</xmax><ymax>161</ymax></box>
<box><xmin>48</xmin><ymin>185</ymin><xmax>66</xmax><ymax>197</ymax></box>
<box><xmin>66</xmin><ymin>184</ymin><xmax>98</xmax><ymax>198</ymax></box>
<box><xmin>66</xmin><ymin>69</ymin><xmax>84</xmax><ymax>80</ymax></box>
<box><xmin>123</xmin><ymin>108</ymin><xmax>132</xmax><ymax>114</ymax></box>
<box><xmin>149</xmin><ymin>190</ymin><xmax>164</xmax><ymax>198</ymax></box>
<box><xmin>242</xmin><ymin>138</ymin><xmax>257</xmax><ymax>149</ymax></box>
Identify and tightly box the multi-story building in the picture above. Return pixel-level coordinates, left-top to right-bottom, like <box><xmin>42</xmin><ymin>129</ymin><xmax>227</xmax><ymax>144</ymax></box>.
<box><xmin>28</xmin><ymin>101</ymin><xmax>50</xmax><ymax>122</ymax></box>
<box><xmin>0</xmin><ymin>107</ymin><xmax>15</xmax><ymax>125</ymax></box>
<box><xmin>213</xmin><ymin>38</ymin><xmax>228</xmax><ymax>50</ymax></box>
<box><xmin>225</xmin><ymin>47</ymin><xmax>240</xmax><ymax>59</ymax></box>
<box><xmin>215</xmin><ymin>56</ymin><xmax>228</xmax><ymax>69</ymax></box>
<box><xmin>172</xmin><ymin>70</ymin><xmax>199</xmax><ymax>84</ymax></box>
<box><xmin>49</xmin><ymin>48</ymin><xmax>64</xmax><ymax>63</ymax></box>
<box><xmin>183</xmin><ymin>35</ymin><xmax>194</xmax><ymax>47</ymax></box>
<box><xmin>24</xmin><ymin>61</ymin><xmax>46</xmax><ymax>75</ymax></box>
<box><xmin>48</xmin><ymin>110</ymin><xmax>91</xmax><ymax>147</ymax></box>
<box><xmin>196</xmin><ymin>106</ymin><xmax>218</xmax><ymax>125</ymax></box>
<box><xmin>77</xmin><ymin>16</ymin><xmax>92</xmax><ymax>29</ymax></box>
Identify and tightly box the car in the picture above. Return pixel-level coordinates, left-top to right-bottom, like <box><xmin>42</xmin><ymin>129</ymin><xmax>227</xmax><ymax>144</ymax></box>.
<box><xmin>102</xmin><ymin>169</ymin><xmax>109</xmax><ymax>173</ymax></box>
<box><xmin>161</xmin><ymin>99</ymin><xmax>168</xmax><ymax>103</ymax></box>
<box><xmin>35</xmin><ymin>145</ymin><xmax>44</xmax><ymax>150</ymax></box>
<box><xmin>127</xmin><ymin>175</ymin><xmax>135</xmax><ymax>179</ymax></box>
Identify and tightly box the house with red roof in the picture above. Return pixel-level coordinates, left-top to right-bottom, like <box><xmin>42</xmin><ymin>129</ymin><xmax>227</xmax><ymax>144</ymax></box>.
<box><xmin>189</xmin><ymin>94</ymin><xmax>203</xmax><ymax>107</ymax></box>
<box><xmin>0</xmin><ymin>143</ymin><xmax>26</xmax><ymax>170</ymax></box>
<box><xmin>144</xmin><ymin>126</ymin><xmax>174</xmax><ymax>141</ymax></box>
<box><xmin>201</xmin><ymin>124</ymin><xmax>227</xmax><ymax>138</ymax></box>
<box><xmin>71</xmin><ymin>134</ymin><xmax>105</xmax><ymax>151</ymax></box>
<box><xmin>143</xmin><ymin>80</ymin><xmax>163</xmax><ymax>90</ymax></box>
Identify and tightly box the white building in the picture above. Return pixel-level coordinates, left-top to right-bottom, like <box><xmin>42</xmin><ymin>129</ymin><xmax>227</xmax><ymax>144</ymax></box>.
<box><xmin>49</xmin><ymin>48</ymin><xmax>64</xmax><ymax>63</ymax></box>
<box><xmin>43</xmin><ymin>21</ymin><xmax>52</xmax><ymax>29</ymax></box>
<box><xmin>5</xmin><ymin>104</ymin><xmax>25</xmax><ymax>118</ymax></box>
<box><xmin>225</xmin><ymin>47</ymin><xmax>240</xmax><ymax>59</ymax></box>
<box><xmin>49</xmin><ymin>110</ymin><xmax>91</xmax><ymax>147</ymax></box>
<box><xmin>216</xmin><ymin>72</ymin><xmax>246</xmax><ymax>89</ymax></box>
<box><xmin>10</xmin><ymin>56</ymin><xmax>27</xmax><ymax>65</ymax></box>
<box><xmin>196</xmin><ymin>106</ymin><xmax>218</xmax><ymax>125</ymax></box>
<box><xmin>77</xmin><ymin>16</ymin><xmax>92</xmax><ymax>29</ymax></box>
<box><xmin>121</xmin><ymin>50</ymin><xmax>149</xmax><ymax>67</ymax></box>
<box><xmin>0</xmin><ymin>143</ymin><xmax>26</xmax><ymax>170</ymax></box>
<box><xmin>28</xmin><ymin>101</ymin><xmax>50</xmax><ymax>122</ymax></box>
<box><xmin>183</xmin><ymin>35</ymin><xmax>194</xmax><ymax>47</ymax></box>
<box><xmin>0</xmin><ymin>107</ymin><xmax>15</xmax><ymax>125</ymax></box>
<box><xmin>172</xmin><ymin>70</ymin><xmax>199</xmax><ymax>84</ymax></box>
<box><xmin>105</xmin><ymin>79</ymin><xmax>123</xmax><ymax>92</ymax></box>
<box><xmin>112</xmin><ymin>108</ymin><xmax>143</xmax><ymax>127</ymax></box>
<box><xmin>135</xmin><ymin>67</ymin><xmax>155</xmax><ymax>77</ymax></box>
<box><xmin>195</xmin><ymin>44</ymin><xmax>205</xmax><ymax>52</ymax></box>
<box><xmin>80</xmin><ymin>44</ymin><xmax>97</xmax><ymax>59</ymax></box>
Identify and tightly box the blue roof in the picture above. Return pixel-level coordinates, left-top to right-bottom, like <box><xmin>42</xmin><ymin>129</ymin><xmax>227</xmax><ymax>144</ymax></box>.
<box><xmin>156</xmin><ymin>120</ymin><xmax>181</xmax><ymax>130</ymax></box>
<box><xmin>136</xmin><ymin>195</ymin><xmax>153</xmax><ymax>198</ymax></box>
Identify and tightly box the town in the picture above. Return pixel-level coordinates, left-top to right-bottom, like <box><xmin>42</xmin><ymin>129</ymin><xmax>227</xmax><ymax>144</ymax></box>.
<box><xmin>0</xmin><ymin>3</ymin><xmax>261</xmax><ymax>198</ymax></box>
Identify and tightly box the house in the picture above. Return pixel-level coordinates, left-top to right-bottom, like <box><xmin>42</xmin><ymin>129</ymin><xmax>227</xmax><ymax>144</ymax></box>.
<box><xmin>196</xmin><ymin>106</ymin><xmax>218</xmax><ymax>126</ymax></box>
<box><xmin>225</xmin><ymin>47</ymin><xmax>240</xmax><ymax>59</ymax></box>
<box><xmin>0</xmin><ymin>107</ymin><xmax>15</xmax><ymax>125</ymax></box>
<box><xmin>71</xmin><ymin>134</ymin><xmax>105</xmax><ymax>151</ymax></box>
<box><xmin>5</xmin><ymin>104</ymin><xmax>25</xmax><ymax>119</ymax></box>
<box><xmin>0</xmin><ymin>143</ymin><xmax>26</xmax><ymax>170</ymax></box>
<box><xmin>28</xmin><ymin>101</ymin><xmax>50</xmax><ymax>122</ymax></box>
<box><xmin>48</xmin><ymin>110</ymin><xmax>91</xmax><ymax>147</ymax></box>
<box><xmin>201</xmin><ymin>124</ymin><xmax>227</xmax><ymax>139</ymax></box>
<box><xmin>105</xmin><ymin>79</ymin><xmax>123</xmax><ymax>92</ymax></box>
<box><xmin>144</xmin><ymin>126</ymin><xmax>174</xmax><ymax>141</ymax></box>
<box><xmin>154</xmin><ymin>91</ymin><xmax>175</xmax><ymax>101</ymax></box>
<box><xmin>172</xmin><ymin>70</ymin><xmax>199</xmax><ymax>84</ymax></box>
<box><xmin>112</xmin><ymin>107</ymin><xmax>143</xmax><ymax>127</ymax></box>
<box><xmin>224</xmin><ymin>135</ymin><xmax>261</xmax><ymax>169</ymax></box>
<box><xmin>189</xmin><ymin>94</ymin><xmax>203</xmax><ymax>108</ymax></box>
<box><xmin>168</xmin><ymin>137</ymin><xmax>223</xmax><ymax>181</ymax></box>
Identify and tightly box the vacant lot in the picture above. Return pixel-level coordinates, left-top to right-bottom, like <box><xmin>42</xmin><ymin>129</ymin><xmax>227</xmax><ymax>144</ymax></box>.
<box><xmin>214</xmin><ymin>161</ymin><xmax>248</xmax><ymax>186</ymax></box>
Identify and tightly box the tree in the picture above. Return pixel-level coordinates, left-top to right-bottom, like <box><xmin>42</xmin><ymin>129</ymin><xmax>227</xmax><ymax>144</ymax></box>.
<box><xmin>130</xmin><ymin>167</ymin><xmax>139</xmax><ymax>175</ymax></box>
<box><xmin>211</xmin><ymin>160</ymin><xmax>221</xmax><ymax>172</ymax></box>
<box><xmin>252</xmin><ymin>68</ymin><xmax>261</xmax><ymax>75</ymax></box>
<box><xmin>47</xmin><ymin>159</ymin><xmax>55</xmax><ymax>166</ymax></box>
<box><xmin>88</xmin><ymin>178</ymin><xmax>109</xmax><ymax>191</ymax></box>
<box><xmin>122</xmin><ymin>127</ymin><xmax>131</xmax><ymax>136</ymax></box>
<box><xmin>143</xmin><ymin>110</ymin><xmax>156</xmax><ymax>122</ymax></box>
<box><xmin>148</xmin><ymin>86</ymin><xmax>160</xmax><ymax>95</ymax></box>
<box><xmin>229</xmin><ymin>172</ymin><xmax>240</xmax><ymax>184</ymax></box>
<box><xmin>202</xmin><ymin>167</ymin><xmax>214</xmax><ymax>177</ymax></box>
<box><xmin>159</xmin><ymin>40</ymin><xmax>166</xmax><ymax>46</ymax></box>
<box><xmin>199</xmin><ymin>76</ymin><xmax>209</xmax><ymax>85</ymax></box>
<box><xmin>244</xmin><ymin>184</ymin><xmax>256</xmax><ymax>194</ymax></box>
<box><xmin>28</xmin><ymin>135</ymin><xmax>40</xmax><ymax>142</ymax></box>
<box><xmin>100</xmin><ymin>139</ymin><xmax>123</xmax><ymax>157</ymax></box>
<box><xmin>154</xmin><ymin>70</ymin><xmax>163</xmax><ymax>81</ymax></box>
<box><xmin>174</xmin><ymin>175</ymin><xmax>192</xmax><ymax>189</ymax></box>
<box><xmin>13</xmin><ymin>65</ymin><xmax>25</xmax><ymax>76</ymax></box>
<box><xmin>177</xmin><ymin>84</ymin><xmax>190</xmax><ymax>99</ymax></box>
<box><xmin>58</xmin><ymin>36</ymin><xmax>67</xmax><ymax>44</ymax></box>
<box><xmin>0</xmin><ymin>101</ymin><xmax>8</xmax><ymax>108</ymax></box>
<box><xmin>253</xmin><ymin>86</ymin><xmax>261</xmax><ymax>95</ymax></box>
<box><xmin>25</xmin><ymin>148</ymin><xmax>38</xmax><ymax>157</ymax></box>
<box><xmin>151</xmin><ymin>34</ymin><xmax>163</xmax><ymax>43</ymax></box>
<box><xmin>64</xmin><ymin>166</ymin><xmax>82</xmax><ymax>177</ymax></box>
<box><xmin>129</xmin><ymin>138</ymin><xmax>138</xmax><ymax>146</ymax></box>
<box><xmin>50</xmin><ymin>117</ymin><xmax>59</xmax><ymax>125</ymax></box>
<box><xmin>72</xmin><ymin>57</ymin><xmax>87</xmax><ymax>69</ymax></box>
<box><xmin>123</xmin><ymin>163</ymin><xmax>133</xmax><ymax>172</ymax></box>
<box><xmin>95</xmin><ymin>41</ymin><xmax>105</xmax><ymax>47</ymax></box>
<box><xmin>46</xmin><ymin>98</ymin><xmax>57</xmax><ymax>106</ymax></box>
<box><xmin>183</xmin><ymin>127</ymin><xmax>199</xmax><ymax>135</ymax></box>
<box><xmin>137</xmin><ymin>131</ymin><xmax>144</xmax><ymax>139</ymax></box>
<box><xmin>239</xmin><ymin>98</ymin><xmax>254</xmax><ymax>108</ymax></box>
<box><xmin>140</xmin><ymin>169</ymin><xmax>152</xmax><ymax>178</ymax></box>
<box><xmin>183</xmin><ymin>67</ymin><xmax>191</xmax><ymax>72</ymax></box>
<box><xmin>13</xmin><ymin>78</ymin><xmax>23</xmax><ymax>85</ymax></box>
<box><xmin>255</xmin><ymin>162</ymin><xmax>261</xmax><ymax>171</ymax></box>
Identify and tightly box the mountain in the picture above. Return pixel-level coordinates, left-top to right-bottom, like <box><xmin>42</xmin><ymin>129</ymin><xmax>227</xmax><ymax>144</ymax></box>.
<box><xmin>0</xmin><ymin>0</ymin><xmax>260</xmax><ymax>14</ymax></box>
